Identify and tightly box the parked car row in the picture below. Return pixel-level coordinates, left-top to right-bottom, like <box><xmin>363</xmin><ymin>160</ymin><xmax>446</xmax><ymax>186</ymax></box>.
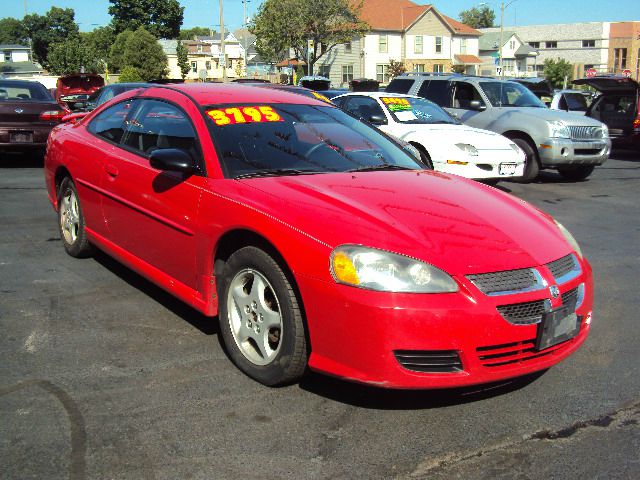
<box><xmin>44</xmin><ymin>83</ymin><xmax>594</xmax><ymax>389</ymax></box>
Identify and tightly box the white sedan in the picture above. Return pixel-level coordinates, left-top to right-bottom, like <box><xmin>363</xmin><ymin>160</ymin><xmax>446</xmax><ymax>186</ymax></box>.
<box><xmin>333</xmin><ymin>92</ymin><xmax>526</xmax><ymax>181</ymax></box>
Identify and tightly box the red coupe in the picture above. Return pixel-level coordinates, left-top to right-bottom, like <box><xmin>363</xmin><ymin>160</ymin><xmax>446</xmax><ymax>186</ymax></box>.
<box><xmin>44</xmin><ymin>84</ymin><xmax>593</xmax><ymax>388</ymax></box>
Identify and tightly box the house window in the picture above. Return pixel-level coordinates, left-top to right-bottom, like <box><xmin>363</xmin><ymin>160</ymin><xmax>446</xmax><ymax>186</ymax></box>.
<box><xmin>319</xmin><ymin>65</ymin><xmax>331</xmax><ymax>77</ymax></box>
<box><xmin>379</xmin><ymin>35</ymin><xmax>388</xmax><ymax>53</ymax></box>
<box><xmin>342</xmin><ymin>65</ymin><xmax>354</xmax><ymax>83</ymax></box>
<box><xmin>620</xmin><ymin>48</ymin><xmax>627</xmax><ymax>69</ymax></box>
<box><xmin>529</xmin><ymin>42</ymin><xmax>540</xmax><ymax>48</ymax></box>
<box><xmin>582</xmin><ymin>40</ymin><xmax>595</xmax><ymax>48</ymax></box>
<box><xmin>205</xmin><ymin>61</ymin><xmax>211</xmax><ymax>70</ymax></box>
<box><xmin>414</xmin><ymin>36</ymin><xmax>423</xmax><ymax>54</ymax></box>
<box><xmin>460</xmin><ymin>38</ymin><xmax>467</xmax><ymax>54</ymax></box>
<box><xmin>197</xmin><ymin>45</ymin><xmax>203</xmax><ymax>53</ymax></box>
<box><xmin>414</xmin><ymin>64</ymin><xmax>425</xmax><ymax>72</ymax></box>
<box><xmin>509</xmin><ymin>40</ymin><xmax>516</xmax><ymax>49</ymax></box>
<box><xmin>545</xmin><ymin>41</ymin><xmax>557</xmax><ymax>49</ymax></box>
<box><xmin>344</xmin><ymin>42</ymin><xmax>352</xmax><ymax>53</ymax></box>
<box><xmin>433</xmin><ymin>64</ymin><xmax>444</xmax><ymax>73</ymax></box>
<box><xmin>376</xmin><ymin>64</ymin><xmax>389</xmax><ymax>83</ymax></box>
<box><xmin>191</xmin><ymin>61</ymin><xmax>197</xmax><ymax>73</ymax></box>
<box><xmin>435</xmin><ymin>36</ymin><xmax>442</xmax><ymax>54</ymax></box>
<box><xmin>3</xmin><ymin>51</ymin><xmax>11</xmax><ymax>61</ymax></box>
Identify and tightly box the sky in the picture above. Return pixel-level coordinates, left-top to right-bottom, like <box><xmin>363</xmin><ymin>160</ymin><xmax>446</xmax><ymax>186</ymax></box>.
<box><xmin>3</xmin><ymin>0</ymin><xmax>639</xmax><ymax>32</ymax></box>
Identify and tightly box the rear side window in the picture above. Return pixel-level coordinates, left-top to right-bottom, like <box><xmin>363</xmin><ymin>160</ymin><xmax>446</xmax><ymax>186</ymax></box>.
<box><xmin>563</xmin><ymin>93</ymin><xmax>588</xmax><ymax>112</ymax></box>
<box><xmin>121</xmin><ymin>99</ymin><xmax>199</xmax><ymax>159</ymax></box>
<box><xmin>417</xmin><ymin>80</ymin><xmax>451</xmax><ymax>107</ymax></box>
<box><xmin>386</xmin><ymin>79</ymin><xmax>414</xmax><ymax>94</ymax></box>
<box><xmin>87</xmin><ymin>100</ymin><xmax>133</xmax><ymax>144</ymax></box>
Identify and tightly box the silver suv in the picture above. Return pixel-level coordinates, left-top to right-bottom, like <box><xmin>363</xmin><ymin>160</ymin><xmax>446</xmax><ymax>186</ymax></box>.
<box><xmin>386</xmin><ymin>73</ymin><xmax>611</xmax><ymax>181</ymax></box>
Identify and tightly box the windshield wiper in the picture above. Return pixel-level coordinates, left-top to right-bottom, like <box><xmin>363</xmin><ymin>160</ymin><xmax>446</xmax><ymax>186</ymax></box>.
<box><xmin>348</xmin><ymin>164</ymin><xmax>415</xmax><ymax>173</ymax></box>
<box><xmin>234</xmin><ymin>168</ymin><xmax>324</xmax><ymax>179</ymax></box>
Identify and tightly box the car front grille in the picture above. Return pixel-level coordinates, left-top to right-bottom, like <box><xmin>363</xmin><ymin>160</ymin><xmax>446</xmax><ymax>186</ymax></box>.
<box><xmin>569</xmin><ymin>125</ymin><xmax>603</xmax><ymax>140</ymax></box>
<box><xmin>496</xmin><ymin>299</ymin><xmax>551</xmax><ymax>325</ymax></box>
<box><xmin>546</xmin><ymin>254</ymin><xmax>581</xmax><ymax>284</ymax></box>
<box><xmin>561</xmin><ymin>286</ymin><xmax>579</xmax><ymax>308</ymax></box>
<box><xmin>467</xmin><ymin>268</ymin><xmax>543</xmax><ymax>295</ymax></box>
<box><xmin>394</xmin><ymin>350</ymin><xmax>463</xmax><ymax>373</ymax></box>
<box><xmin>476</xmin><ymin>338</ymin><xmax>565</xmax><ymax>367</ymax></box>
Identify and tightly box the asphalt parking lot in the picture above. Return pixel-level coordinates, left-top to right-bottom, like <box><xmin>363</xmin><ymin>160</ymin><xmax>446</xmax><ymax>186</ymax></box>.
<box><xmin>1</xmin><ymin>150</ymin><xmax>639</xmax><ymax>480</ymax></box>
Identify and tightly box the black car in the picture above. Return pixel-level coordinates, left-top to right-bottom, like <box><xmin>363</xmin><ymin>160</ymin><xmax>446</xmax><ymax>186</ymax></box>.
<box><xmin>83</xmin><ymin>83</ymin><xmax>151</xmax><ymax>111</ymax></box>
<box><xmin>574</xmin><ymin>75</ymin><xmax>640</xmax><ymax>149</ymax></box>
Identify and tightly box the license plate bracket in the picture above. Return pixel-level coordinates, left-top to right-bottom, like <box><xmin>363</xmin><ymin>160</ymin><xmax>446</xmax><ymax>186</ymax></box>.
<box><xmin>10</xmin><ymin>131</ymin><xmax>34</xmax><ymax>143</ymax></box>
<box><xmin>536</xmin><ymin>306</ymin><xmax>579</xmax><ymax>351</ymax></box>
<box><xmin>499</xmin><ymin>163</ymin><xmax>517</xmax><ymax>176</ymax></box>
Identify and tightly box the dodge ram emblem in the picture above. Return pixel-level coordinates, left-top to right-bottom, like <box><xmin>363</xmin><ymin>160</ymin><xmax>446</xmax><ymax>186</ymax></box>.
<box><xmin>549</xmin><ymin>285</ymin><xmax>560</xmax><ymax>299</ymax></box>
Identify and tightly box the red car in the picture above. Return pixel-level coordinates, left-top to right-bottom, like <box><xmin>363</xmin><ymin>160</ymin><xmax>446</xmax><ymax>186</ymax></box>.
<box><xmin>44</xmin><ymin>84</ymin><xmax>593</xmax><ymax>388</ymax></box>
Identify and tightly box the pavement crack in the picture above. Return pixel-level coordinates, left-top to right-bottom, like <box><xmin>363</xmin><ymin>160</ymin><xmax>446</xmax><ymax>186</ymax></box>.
<box><xmin>406</xmin><ymin>399</ymin><xmax>640</xmax><ymax>478</ymax></box>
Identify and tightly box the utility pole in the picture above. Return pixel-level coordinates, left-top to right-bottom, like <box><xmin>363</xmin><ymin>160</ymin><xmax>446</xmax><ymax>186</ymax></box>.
<box><xmin>242</xmin><ymin>0</ymin><xmax>249</xmax><ymax>77</ymax></box>
<box><xmin>499</xmin><ymin>2</ymin><xmax>504</xmax><ymax>79</ymax></box>
<box><xmin>220</xmin><ymin>0</ymin><xmax>226</xmax><ymax>82</ymax></box>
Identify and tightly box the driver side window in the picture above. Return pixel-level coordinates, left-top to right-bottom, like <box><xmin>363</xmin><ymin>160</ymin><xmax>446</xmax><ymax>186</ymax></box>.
<box><xmin>453</xmin><ymin>82</ymin><xmax>484</xmax><ymax>109</ymax></box>
<box><xmin>343</xmin><ymin>96</ymin><xmax>386</xmax><ymax>123</ymax></box>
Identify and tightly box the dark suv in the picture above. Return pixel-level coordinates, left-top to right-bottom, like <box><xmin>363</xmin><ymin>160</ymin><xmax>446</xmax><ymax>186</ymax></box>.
<box><xmin>387</xmin><ymin>73</ymin><xmax>610</xmax><ymax>181</ymax></box>
<box><xmin>573</xmin><ymin>75</ymin><xmax>640</xmax><ymax>150</ymax></box>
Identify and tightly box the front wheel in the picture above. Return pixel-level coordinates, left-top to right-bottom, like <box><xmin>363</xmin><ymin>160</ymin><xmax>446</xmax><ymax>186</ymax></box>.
<box><xmin>218</xmin><ymin>246</ymin><xmax>308</xmax><ymax>386</ymax></box>
<box><xmin>511</xmin><ymin>138</ymin><xmax>540</xmax><ymax>183</ymax></box>
<box><xmin>412</xmin><ymin>144</ymin><xmax>433</xmax><ymax>170</ymax></box>
<box><xmin>557</xmin><ymin>165</ymin><xmax>595</xmax><ymax>181</ymax></box>
<box><xmin>57</xmin><ymin>177</ymin><xmax>93</xmax><ymax>258</ymax></box>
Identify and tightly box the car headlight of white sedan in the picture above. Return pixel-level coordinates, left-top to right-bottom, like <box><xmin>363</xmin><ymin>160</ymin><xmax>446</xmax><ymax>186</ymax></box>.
<box><xmin>454</xmin><ymin>143</ymin><xmax>479</xmax><ymax>156</ymax></box>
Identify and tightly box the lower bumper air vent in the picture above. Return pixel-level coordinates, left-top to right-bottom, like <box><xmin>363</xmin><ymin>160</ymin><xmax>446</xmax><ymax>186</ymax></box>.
<box><xmin>394</xmin><ymin>350</ymin><xmax>463</xmax><ymax>373</ymax></box>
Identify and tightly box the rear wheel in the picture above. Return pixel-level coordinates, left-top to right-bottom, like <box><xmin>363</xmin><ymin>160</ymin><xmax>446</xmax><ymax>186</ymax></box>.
<box><xmin>557</xmin><ymin>165</ymin><xmax>595</xmax><ymax>181</ymax></box>
<box><xmin>57</xmin><ymin>177</ymin><xmax>93</xmax><ymax>258</ymax></box>
<box><xmin>511</xmin><ymin>138</ymin><xmax>539</xmax><ymax>183</ymax></box>
<box><xmin>218</xmin><ymin>246</ymin><xmax>308</xmax><ymax>386</ymax></box>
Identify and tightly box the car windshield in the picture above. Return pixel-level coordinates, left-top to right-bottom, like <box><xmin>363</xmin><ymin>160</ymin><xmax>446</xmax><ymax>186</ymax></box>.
<box><xmin>379</xmin><ymin>96</ymin><xmax>459</xmax><ymax>125</ymax></box>
<box><xmin>479</xmin><ymin>81</ymin><xmax>547</xmax><ymax>108</ymax></box>
<box><xmin>0</xmin><ymin>80</ymin><xmax>51</xmax><ymax>101</ymax></box>
<box><xmin>205</xmin><ymin>103</ymin><xmax>424</xmax><ymax>178</ymax></box>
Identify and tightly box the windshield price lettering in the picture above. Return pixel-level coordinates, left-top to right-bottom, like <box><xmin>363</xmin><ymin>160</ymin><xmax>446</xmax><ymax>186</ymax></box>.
<box><xmin>207</xmin><ymin>106</ymin><xmax>283</xmax><ymax>126</ymax></box>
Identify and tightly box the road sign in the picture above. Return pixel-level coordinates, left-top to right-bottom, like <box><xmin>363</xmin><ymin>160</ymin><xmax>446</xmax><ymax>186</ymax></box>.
<box><xmin>495</xmin><ymin>66</ymin><xmax>502</xmax><ymax>76</ymax></box>
<box><xmin>622</xmin><ymin>69</ymin><xmax>632</xmax><ymax>78</ymax></box>
<box><xmin>586</xmin><ymin>68</ymin><xmax>597</xmax><ymax>78</ymax></box>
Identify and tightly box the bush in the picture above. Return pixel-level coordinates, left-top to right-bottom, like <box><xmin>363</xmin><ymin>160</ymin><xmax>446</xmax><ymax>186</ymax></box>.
<box><xmin>119</xmin><ymin>66</ymin><xmax>143</xmax><ymax>82</ymax></box>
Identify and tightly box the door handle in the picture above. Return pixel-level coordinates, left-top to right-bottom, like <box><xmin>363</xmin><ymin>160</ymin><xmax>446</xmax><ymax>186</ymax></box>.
<box><xmin>105</xmin><ymin>164</ymin><xmax>119</xmax><ymax>177</ymax></box>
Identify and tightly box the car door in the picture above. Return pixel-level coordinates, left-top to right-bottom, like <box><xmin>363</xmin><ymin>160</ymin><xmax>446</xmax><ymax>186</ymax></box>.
<box><xmin>99</xmin><ymin>97</ymin><xmax>205</xmax><ymax>289</ymax></box>
<box><xmin>447</xmin><ymin>81</ymin><xmax>487</xmax><ymax>126</ymax></box>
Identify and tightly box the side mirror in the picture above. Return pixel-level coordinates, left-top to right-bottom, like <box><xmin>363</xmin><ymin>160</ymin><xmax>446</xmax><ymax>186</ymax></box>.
<box><xmin>149</xmin><ymin>148</ymin><xmax>194</xmax><ymax>174</ymax></box>
<box><xmin>469</xmin><ymin>100</ymin><xmax>486</xmax><ymax>111</ymax></box>
<box><xmin>368</xmin><ymin>114</ymin><xmax>387</xmax><ymax>125</ymax></box>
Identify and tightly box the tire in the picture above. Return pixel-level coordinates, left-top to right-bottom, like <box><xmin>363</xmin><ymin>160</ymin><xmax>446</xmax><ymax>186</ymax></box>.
<box><xmin>217</xmin><ymin>246</ymin><xmax>308</xmax><ymax>386</ymax></box>
<box><xmin>413</xmin><ymin>144</ymin><xmax>433</xmax><ymax>169</ymax></box>
<box><xmin>557</xmin><ymin>165</ymin><xmax>595</xmax><ymax>181</ymax></box>
<box><xmin>511</xmin><ymin>138</ymin><xmax>540</xmax><ymax>183</ymax></box>
<box><xmin>57</xmin><ymin>177</ymin><xmax>94</xmax><ymax>258</ymax></box>
<box><xmin>480</xmin><ymin>179</ymin><xmax>499</xmax><ymax>186</ymax></box>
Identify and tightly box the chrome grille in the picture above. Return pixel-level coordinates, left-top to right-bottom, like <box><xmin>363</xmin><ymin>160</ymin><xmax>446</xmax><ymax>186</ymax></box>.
<box><xmin>496</xmin><ymin>299</ymin><xmax>551</xmax><ymax>325</ymax></box>
<box><xmin>547</xmin><ymin>254</ymin><xmax>581</xmax><ymax>284</ymax></box>
<box><xmin>569</xmin><ymin>125</ymin><xmax>602</xmax><ymax>140</ymax></box>
<box><xmin>467</xmin><ymin>268</ymin><xmax>542</xmax><ymax>296</ymax></box>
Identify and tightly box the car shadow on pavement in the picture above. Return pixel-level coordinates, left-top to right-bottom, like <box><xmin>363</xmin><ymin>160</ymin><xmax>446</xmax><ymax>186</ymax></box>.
<box><xmin>92</xmin><ymin>250</ymin><xmax>219</xmax><ymax>336</ymax></box>
<box><xmin>298</xmin><ymin>370</ymin><xmax>547</xmax><ymax>409</ymax></box>
<box><xmin>0</xmin><ymin>151</ymin><xmax>45</xmax><ymax>168</ymax></box>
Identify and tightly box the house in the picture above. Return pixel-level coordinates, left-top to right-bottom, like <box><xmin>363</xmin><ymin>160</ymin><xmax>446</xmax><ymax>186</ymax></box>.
<box><xmin>0</xmin><ymin>44</ymin><xmax>43</xmax><ymax>77</ymax></box>
<box><xmin>314</xmin><ymin>0</ymin><xmax>482</xmax><ymax>87</ymax></box>
<box><xmin>478</xmin><ymin>31</ymin><xmax>539</xmax><ymax>77</ymax></box>
<box><xmin>1</xmin><ymin>44</ymin><xmax>31</xmax><ymax>63</ymax></box>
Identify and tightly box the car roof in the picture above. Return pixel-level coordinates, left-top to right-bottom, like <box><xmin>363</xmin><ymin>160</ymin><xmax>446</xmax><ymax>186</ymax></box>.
<box><xmin>397</xmin><ymin>73</ymin><xmax>501</xmax><ymax>83</ymax></box>
<box><xmin>334</xmin><ymin>91</ymin><xmax>416</xmax><ymax>99</ymax></box>
<box><xmin>145</xmin><ymin>83</ymin><xmax>329</xmax><ymax>106</ymax></box>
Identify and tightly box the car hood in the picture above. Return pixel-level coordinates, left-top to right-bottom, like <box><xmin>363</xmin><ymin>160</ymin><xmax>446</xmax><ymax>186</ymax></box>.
<box><xmin>492</xmin><ymin>106</ymin><xmax>605</xmax><ymax>126</ymax></box>
<box><xmin>389</xmin><ymin>123</ymin><xmax>513</xmax><ymax>150</ymax></box>
<box><xmin>238</xmin><ymin>171</ymin><xmax>572</xmax><ymax>275</ymax></box>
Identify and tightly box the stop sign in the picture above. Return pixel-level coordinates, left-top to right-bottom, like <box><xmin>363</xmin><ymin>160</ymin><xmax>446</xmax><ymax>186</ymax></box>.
<box><xmin>622</xmin><ymin>69</ymin><xmax>632</xmax><ymax>78</ymax></box>
<box><xmin>586</xmin><ymin>68</ymin><xmax>597</xmax><ymax>78</ymax></box>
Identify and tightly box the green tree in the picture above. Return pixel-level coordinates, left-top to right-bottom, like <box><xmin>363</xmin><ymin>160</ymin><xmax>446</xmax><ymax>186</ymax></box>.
<box><xmin>179</xmin><ymin>27</ymin><xmax>211</xmax><ymax>40</ymax></box>
<box><xmin>176</xmin><ymin>40</ymin><xmax>190</xmax><ymax>79</ymax></box>
<box><xmin>0</xmin><ymin>18</ymin><xmax>28</xmax><ymax>45</ymax></box>
<box><xmin>81</xmin><ymin>26</ymin><xmax>116</xmax><ymax>65</ymax></box>
<box><xmin>459</xmin><ymin>6</ymin><xmax>495</xmax><ymax>29</ymax></box>
<box><xmin>122</xmin><ymin>27</ymin><xmax>169</xmax><ymax>81</ymax></box>
<box><xmin>389</xmin><ymin>59</ymin><xmax>406</xmax><ymax>79</ymax></box>
<box><xmin>109</xmin><ymin>29</ymin><xmax>134</xmax><ymax>73</ymax></box>
<box><xmin>543</xmin><ymin>58</ymin><xmax>573</xmax><ymax>89</ymax></box>
<box><xmin>22</xmin><ymin>7</ymin><xmax>79</xmax><ymax>68</ymax></box>
<box><xmin>47</xmin><ymin>38</ymin><xmax>101</xmax><ymax>75</ymax></box>
<box><xmin>108</xmin><ymin>0</ymin><xmax>184</xmax><ymax>39</ymax></box>
<box><xmin>118</xmin><ymin>65</ymin><xmax>143</xmax><ymax>82</ymax></box>
<box><xmin>250</xmin><ymin>0</ymin><xmax>369</xmax><ymax>71</ymax></box>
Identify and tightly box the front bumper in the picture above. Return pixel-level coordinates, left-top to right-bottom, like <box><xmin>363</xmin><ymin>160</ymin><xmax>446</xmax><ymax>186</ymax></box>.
<box><xmin>537</xmin><ymin>137</ymin><xmax>611</xmax><ymax>167</ymax></box>
<box><xmin>433</xmin><ymin>150</ymin><xmax>525</xmax><ymax>179</ymax></box>
<box><xmin>298</xmin><ymin>259</ymin><xmax>593</xmax><ymax>389</ymax></box>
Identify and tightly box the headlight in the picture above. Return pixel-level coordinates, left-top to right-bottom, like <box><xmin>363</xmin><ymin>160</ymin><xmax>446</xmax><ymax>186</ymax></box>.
<box><xmin>549</xmin><ymin>120</ymin><xmax>570</xmax><ymax>138</ymax></box>
<box><xmin>600</xmin><ymin>124</ymin><xmax>609</xmax><ymax>138</ymax></box>
<box><xmin>553</xmin><ymin>219</ymin><xmax>582</xmax><ymax>259</ymax></box>
<box><xmin>455</xmin><ymin>143</ymin><xmax>478</xmax><ymax>156</ymax></box>
<box><xmin>330</xmin><ymin>245</ymin><xmax>458</xmax><ymax>293</ymax></box>
<box><xmin>509</xmin><ymin>143</ymin><xmax>522</xmax><ymax>154</ymax></box>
